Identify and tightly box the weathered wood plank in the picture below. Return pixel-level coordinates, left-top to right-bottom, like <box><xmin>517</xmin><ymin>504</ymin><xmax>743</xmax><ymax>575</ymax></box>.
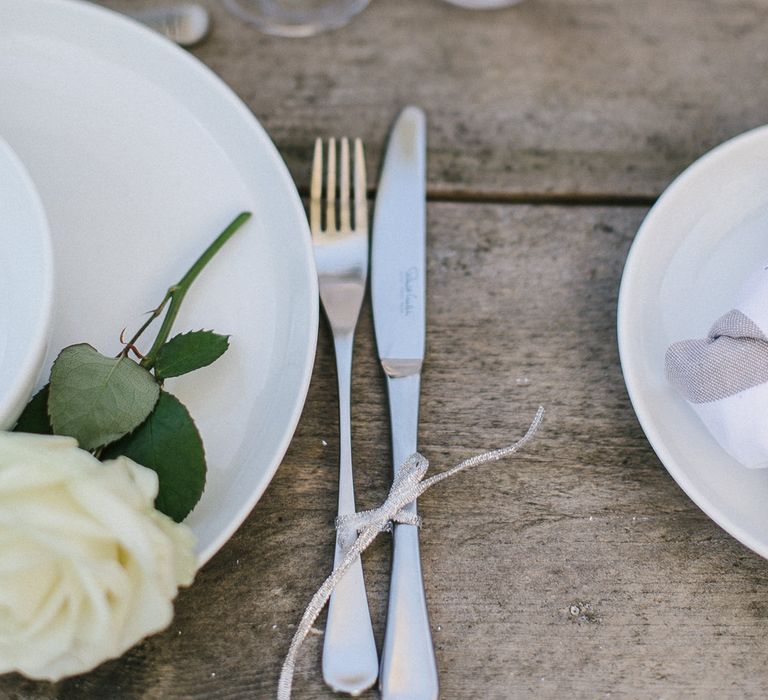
<box><xmin>103</xmin><ymin>0</ymin><xmax>768</xmax><ymax>199</ymax></box>
<box><xmin>7</xmin><ymin>203</ymin><xmax>768</xmax><ymax>698</ymax></box>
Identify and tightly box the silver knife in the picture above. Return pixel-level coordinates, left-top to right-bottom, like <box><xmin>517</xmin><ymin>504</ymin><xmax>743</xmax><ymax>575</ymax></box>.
<box><xmin>372</xmin><ymin>106</ymin><xmax>439</xmax><ymax>700</ymax></box>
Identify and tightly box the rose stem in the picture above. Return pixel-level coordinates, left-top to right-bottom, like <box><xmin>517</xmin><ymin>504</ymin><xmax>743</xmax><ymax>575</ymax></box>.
<box><xmin>119</xmin><ymin>212</ymin><xmax>252</xmax><ymax>366</ymax></box>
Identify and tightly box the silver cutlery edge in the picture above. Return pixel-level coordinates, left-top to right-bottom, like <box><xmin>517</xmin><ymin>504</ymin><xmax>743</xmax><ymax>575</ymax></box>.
<box><xmin>372</xmin><ymin>106</ymin><xmax>439</xmax><ymax>700</ymax></box>
<box><xmin>311</xmin><ymin>138</ymin><xmax>379</xmax><ymax>696</ymax></box>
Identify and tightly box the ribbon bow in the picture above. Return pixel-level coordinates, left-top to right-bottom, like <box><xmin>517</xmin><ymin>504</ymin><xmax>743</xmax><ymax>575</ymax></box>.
<box><xmin>334</xmin><ymin>452</ymin><xmax>426</xmax><ymax>553</ymax></box>
<box><xmin>277</xmin><ymin>406</ymin><xmax>544</xmax><ymax>700</ymax></box>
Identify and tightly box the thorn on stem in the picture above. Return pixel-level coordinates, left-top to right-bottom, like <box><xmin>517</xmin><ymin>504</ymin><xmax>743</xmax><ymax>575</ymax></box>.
<box><xmin>119</xmin><ymin>328</ymin><xmax>145</xmax><ymax>361</ymax></box>
<box><xmin>128</xmin><ymin>345</ymin><xmax>145</xmax><ymax>360</ymax></box>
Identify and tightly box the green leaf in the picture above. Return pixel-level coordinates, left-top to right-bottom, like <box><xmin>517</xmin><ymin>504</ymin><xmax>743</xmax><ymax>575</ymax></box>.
<box><xmin>154</xmin><ymin>330</ymin><xmax>230</xmax><ymax>380</ymax></box>
<box><xmin>102</xmin><ymin>391</ymin><xmax>206</xmax><ymax>522</ymax></box>
<box><xmin>48</xmin><ymin>344</ymin><xmax>160</xmax><ymax>450</ymax></box>
<box><xmin>13</xmin><ymin>385</ymin><xmax>53</xmax><ymax>435</ymax></box>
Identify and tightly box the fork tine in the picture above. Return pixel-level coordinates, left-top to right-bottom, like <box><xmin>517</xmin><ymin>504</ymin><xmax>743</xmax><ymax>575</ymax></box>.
<box><xmin>326</xmin><ymin>137</ymin><xmax>337</xmax><ymax>232</ymax></box>
<box><xmin>310</xmin><ymin>138</ymin><xmax>323</xmax><ymax>233</ymax></box>
<box><xmin>339</xmin><ymin>138</ymin><xmax>351</xmax><ymax>232</ymax></box>
<box><xmin>310</xmin><ymin>135</ymin><xmax>377</xmax><ymax>695</ymax></box>
<box><xmin>353</xmin><ymin>138</ymin><xmax>367</xmax><ymax>232</ymax></box>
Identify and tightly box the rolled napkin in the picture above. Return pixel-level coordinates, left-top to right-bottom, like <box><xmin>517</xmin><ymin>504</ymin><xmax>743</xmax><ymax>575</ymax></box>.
<box><xmin>666</xmin><ymin>264</ymin><xmax>768</xmax><ymax>468</ymax></box>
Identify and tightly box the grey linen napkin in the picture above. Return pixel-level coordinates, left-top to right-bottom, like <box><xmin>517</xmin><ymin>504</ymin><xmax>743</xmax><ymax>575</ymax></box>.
<box><xmin>665</xmin><ymin>265</ymin><xmax>768</xmax><ymax>468</ymax></box>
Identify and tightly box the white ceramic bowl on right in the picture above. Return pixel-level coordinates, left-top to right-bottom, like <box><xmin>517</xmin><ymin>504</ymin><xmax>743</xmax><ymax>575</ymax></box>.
<box><xmin>618</xmin><ymin>125</ymin><xmax>768</xmax><ymax>561</ymax></box>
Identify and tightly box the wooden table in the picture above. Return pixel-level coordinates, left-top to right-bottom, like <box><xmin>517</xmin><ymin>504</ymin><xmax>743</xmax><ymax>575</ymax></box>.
<box><xmin>6</xmin><ymin>1</ymin><xmax>768</xmax><ymax>697</ymax></box>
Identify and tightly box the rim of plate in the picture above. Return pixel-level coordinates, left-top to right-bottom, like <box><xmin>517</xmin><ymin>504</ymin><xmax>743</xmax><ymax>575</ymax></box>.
<box><xmin>617</xmin><ymin>124</ymin><xmax>768</xmax><ymax>560</ymax></box>
<box><xmin>0</xmin><ymin>137</ymin><xmax>54</xmax><ymax>429</ymax></box>
<box><xmin>11</xmin><ymin>0</ymin><xmax>318</xmax><ymax>565</ymax></box>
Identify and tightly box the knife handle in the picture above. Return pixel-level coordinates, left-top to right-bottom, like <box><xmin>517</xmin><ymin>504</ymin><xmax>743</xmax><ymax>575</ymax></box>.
<box><xmin>380</xmin><ymin>523</ymin><xmax>439</xmax><ymax>700</ymax></box>
<box><xmin>380</xmin><ymin>373</ymin><xmax>439</xmax><ymax>700</ymax></box>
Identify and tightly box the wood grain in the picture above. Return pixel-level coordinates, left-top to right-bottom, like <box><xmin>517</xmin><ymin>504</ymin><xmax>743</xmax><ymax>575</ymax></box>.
<box><xmin>6</xmin><ymin>203</ymin><xmax>768</xmax><ymax>699</ymax></box>
<box><xmin>7</xmin><ymin>3</ymin><xmax>768</xmax><ymax>697</ymax></box>
<box><xmin>104</xmin><ymin>0</ymin><xmax>768</xmax><ymax>200</ymax></box>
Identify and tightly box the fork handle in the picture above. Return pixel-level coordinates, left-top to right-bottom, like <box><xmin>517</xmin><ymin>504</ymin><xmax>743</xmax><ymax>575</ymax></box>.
<box><xmin>322</xmin><ymin>333</ymin><xmax>379</xmax><ymax>695</ymax></box>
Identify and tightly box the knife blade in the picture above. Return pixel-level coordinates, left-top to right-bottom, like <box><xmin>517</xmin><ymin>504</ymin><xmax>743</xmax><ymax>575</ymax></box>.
<box><xmin>371</xmin><ymin>105</ymin><xmax>438</xmax><ymax>700</ymax></box>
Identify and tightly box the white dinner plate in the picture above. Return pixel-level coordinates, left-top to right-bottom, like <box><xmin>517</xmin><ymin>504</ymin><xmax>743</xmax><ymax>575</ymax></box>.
<box><xmin>0</xmin><ymin>138</ymin><xmax>53</xmax><ymax>430</ymax></box>
<box><xmin>619</xmin><ymin>124</ymin><xmax>768</xmax><ymax>560</ymax></box>
<box><xmin>0</xmin><ymin>0</ymin><xmax>318</xmax><ymax>565</ymax></box>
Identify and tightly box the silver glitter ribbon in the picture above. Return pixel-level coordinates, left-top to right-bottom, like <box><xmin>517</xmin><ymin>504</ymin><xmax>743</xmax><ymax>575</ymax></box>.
<box><xmin>277</xmin><ymin>406</ymin><xmax>545</xmax><ymax>700</ymax></box>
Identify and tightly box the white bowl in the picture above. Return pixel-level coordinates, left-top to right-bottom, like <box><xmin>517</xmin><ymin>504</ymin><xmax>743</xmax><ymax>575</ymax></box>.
<box><xmin>0</xmin><ymin>138</ymin><xmax>53</xmax><ymax>429</ymax></box>
<box><xmin>619</xmin><ymin>125</ymin><xmax>768</xmax><ymax>560</ymax></box>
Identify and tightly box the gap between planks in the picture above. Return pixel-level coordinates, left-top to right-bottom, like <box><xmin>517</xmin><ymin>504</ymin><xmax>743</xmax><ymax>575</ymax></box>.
<box><xmin>297</xmin><ymin>185</ymin><xmax>656</xmax><ymax>208</ymax></box>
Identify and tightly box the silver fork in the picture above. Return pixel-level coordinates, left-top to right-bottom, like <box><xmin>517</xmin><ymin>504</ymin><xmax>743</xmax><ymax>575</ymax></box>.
<box><xmin>311</xmin><ymin>137</ymin><xmax>378</xmax><ymax>695</ymax></box>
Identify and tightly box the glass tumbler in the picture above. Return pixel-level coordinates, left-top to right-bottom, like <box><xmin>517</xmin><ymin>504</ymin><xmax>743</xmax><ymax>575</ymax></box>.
<box><xmin>223</xmin><ymin>0</ymin><xmax>371</xmax><ymax>37</ymax></box>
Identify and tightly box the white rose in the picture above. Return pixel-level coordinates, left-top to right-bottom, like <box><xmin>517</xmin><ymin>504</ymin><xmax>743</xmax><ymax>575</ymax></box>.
<box><xmin>0</xmin><ymin>431</ymin><xmax>196</xmax><ymax>681</ymax></box>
